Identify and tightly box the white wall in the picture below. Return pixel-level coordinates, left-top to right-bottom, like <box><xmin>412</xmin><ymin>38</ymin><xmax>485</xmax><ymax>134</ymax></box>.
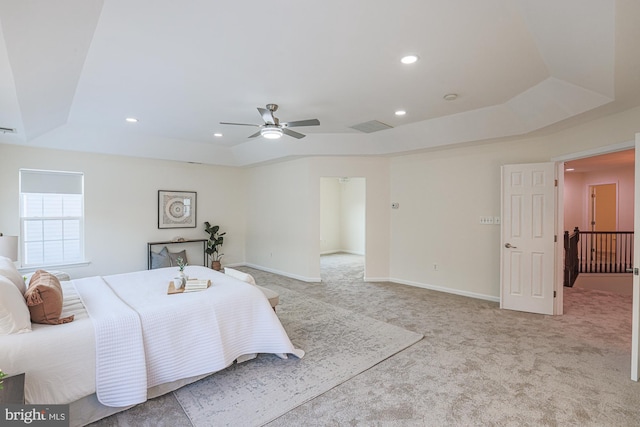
<box><xmin>340</xmin><ymin>178</ymin><xmax>365</xmax><ymax>254</ymax></box>
<box><xmin>320</xmin><ymin>177</ymin><xmax>366</xmax><ymax>255</ymax></box>
<box><xmin>320</xmin><ymin>178</ymin><xmax>341</xmax><ymax>253</ymax></box>
<box><xmin>245</xmin><ymin>158</ymin><xmax>317</xmax><ymax>281</ymax></box>
<box><xmin>246</xmin><ymin>157</ymin><xmax>389</xmax><ymax>281</ymax></box>
<box><xmin>564</xmin><ymin>165</ymin><xmax>635</xmax><ymax>232</ymax></box>
<box><xmin>564</xmin><ymin>171</ymin><xmax>585</xmax><ymax>231</ymax></box>
<box><xmin>3</xmin><ymin>105</ymin><xmax>639</xmax><ymax>301</ymax></box>
<box><xmin>0</xmin><ymin>144</ymin><xmax>247</xmax><ymax>278</ymax></box>
<box><xmin>389</xmin><ymin>105</ymin><xmax>640</xmax><ymax>300</ymax></box>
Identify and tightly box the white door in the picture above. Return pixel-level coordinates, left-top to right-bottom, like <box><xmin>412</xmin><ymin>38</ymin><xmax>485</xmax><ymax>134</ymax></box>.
<box><xmin>501</xmin><ymin>162</ymin><xmax>556</xmax><ymax>315</ymax></box>
<box><xmin>631</xmin><ymin>135</ymin><xmax>640</xmax><ymax>381</ymax></box>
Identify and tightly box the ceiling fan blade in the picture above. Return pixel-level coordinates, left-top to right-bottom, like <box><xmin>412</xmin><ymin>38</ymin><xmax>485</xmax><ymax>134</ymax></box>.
<box><xmin>248</xmin><ymin>131</ymin><xmax>261</xmax><ymax>138</ymax></box>
<box><xmin>282</xmin><ymin>119</ymin><xmax>320</xmax><ymax>128</ymax></box>
<box><xmin>257</xmin><ymin>107</ymin><xmax>275</xmax><ymax>125</ymax></box>
<box><xmin>220</xmin><ymin>122</ymin><xmax>260</xmax><ymax>127</ymax></box>
<box><xmin>282</xmin><ymin>128</ymin><xmax>306</xmax><ymax>139</ymax></box>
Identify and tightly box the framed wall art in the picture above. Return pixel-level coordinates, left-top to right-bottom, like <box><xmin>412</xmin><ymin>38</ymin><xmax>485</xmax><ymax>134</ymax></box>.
<box><xmin>158</xmin><ymin>190</ymin><xmax>197</xmax><ymax>229</ymax></box>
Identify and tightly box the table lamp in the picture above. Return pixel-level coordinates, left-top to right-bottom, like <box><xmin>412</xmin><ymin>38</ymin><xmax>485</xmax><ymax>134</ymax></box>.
<box><xmin>0</xmin><ymin>233</ymin><xmax>18</xmax><ymax>262</ymax></box>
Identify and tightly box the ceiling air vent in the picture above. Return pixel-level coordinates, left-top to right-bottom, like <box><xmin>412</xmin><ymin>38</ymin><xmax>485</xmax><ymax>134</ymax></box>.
<box><xmin>349</xmin><ymin>120</ymin><xmax>393</xmax><ymax>133</ymax></box>
<box><xmin>0</xmin><ymin>127</ymin><xmax>17</xmax><ymax>134</ymax></box>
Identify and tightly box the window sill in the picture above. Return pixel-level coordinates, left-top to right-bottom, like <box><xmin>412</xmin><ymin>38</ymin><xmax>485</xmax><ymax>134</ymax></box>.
<box><xmin>18</xmin><ymin>260</ymin><xmax>91</xmax><ymax>274</ymax></box>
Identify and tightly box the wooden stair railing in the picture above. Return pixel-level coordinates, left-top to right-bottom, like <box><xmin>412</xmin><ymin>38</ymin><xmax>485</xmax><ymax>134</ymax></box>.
<box><xmin>564</xmin><ymin>227</ymin><xmax>634</xmax><ymax>287</ymax></box>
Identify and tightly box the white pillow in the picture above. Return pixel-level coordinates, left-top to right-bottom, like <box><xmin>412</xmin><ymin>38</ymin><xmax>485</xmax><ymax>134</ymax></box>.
<box><xmin>224</xmin><ymin>267</ymin><xmax>257</xmax><ymax>285</ymax></box>
<box><xmin>0</xmin><ymin>276</ymin><xmax>32</xmax><ymax>335</ymax></box>
<box><xmin>0</xmin><ymin>255</ymin><xmax>26</xmax><ymax>295</ymax></box>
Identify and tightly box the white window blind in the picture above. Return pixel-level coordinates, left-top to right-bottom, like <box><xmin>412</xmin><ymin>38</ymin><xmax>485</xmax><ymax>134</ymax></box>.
<box><xmin>19</xmin><ymin>169</ymin><xmax>85</xmax><ymax>267</ymax></box>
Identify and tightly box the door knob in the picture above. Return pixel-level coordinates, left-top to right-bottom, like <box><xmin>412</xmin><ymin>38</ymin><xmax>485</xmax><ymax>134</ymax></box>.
<box><xmin>504</xmin><ymin>243</ymin><xmax>517</xmax><ymax>248</ymax></box>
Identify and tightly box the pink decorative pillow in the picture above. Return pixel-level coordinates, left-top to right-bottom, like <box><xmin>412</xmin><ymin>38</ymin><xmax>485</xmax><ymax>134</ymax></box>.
<box><xmin>25</xmin><ymin>270</ymin><xmax>74</xmax><ymax>325</ymax></box>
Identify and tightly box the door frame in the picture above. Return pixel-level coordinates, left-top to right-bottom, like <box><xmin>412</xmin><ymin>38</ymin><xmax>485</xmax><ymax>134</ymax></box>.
<box><xmin>555</xmin><ymin>162</ymin><xmax>565</xmax><ymax>315</ymax></box>
<box><xmin>318</xmin><ymin>176</ymin><xmax>367</xmax><ymax>275</ymax></box>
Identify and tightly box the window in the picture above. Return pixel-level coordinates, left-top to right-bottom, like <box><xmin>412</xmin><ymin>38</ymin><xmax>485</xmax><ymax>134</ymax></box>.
<box><xmin>19</xmin><ymin>169</ymin><xmax>84</xmax><ymax>267</ymax></box>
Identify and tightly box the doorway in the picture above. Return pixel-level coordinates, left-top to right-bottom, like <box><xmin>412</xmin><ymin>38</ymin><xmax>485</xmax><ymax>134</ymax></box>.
<box><xmin>319</xmin><ymin>177</ymin><xmax>366</xmax><ymax>280</ymax></box>
<box><xmin>588</xmin><ymin>183</ymin><xmax>617</xmax><ymax>232</ymax></box>
<box><xmin>564</xmin><ymin>150</ymin><xmax>634</xmax><ymax>295</ymax></box>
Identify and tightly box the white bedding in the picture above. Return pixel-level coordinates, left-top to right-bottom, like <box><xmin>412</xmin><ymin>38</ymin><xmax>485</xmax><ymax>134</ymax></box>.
<box><xmin>0</xmin><ymin>265</ymin><xmax>303</xmax><ymax>411</ymax></box>
<box><xmin>73</xmin><ymin>276</ymin><xmax>147</xmax><ymax>407</ymax></box>
<box><xmin>0</xmin><ymin>281</ymin><xmax>96</xmax><ymax>405</ymax></box>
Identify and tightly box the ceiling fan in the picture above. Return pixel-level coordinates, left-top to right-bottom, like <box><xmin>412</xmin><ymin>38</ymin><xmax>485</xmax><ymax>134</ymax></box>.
<box><xmin>220</xmin><ymin>104</ymin><xmax>320</xmax><ymax>140</ymax></box>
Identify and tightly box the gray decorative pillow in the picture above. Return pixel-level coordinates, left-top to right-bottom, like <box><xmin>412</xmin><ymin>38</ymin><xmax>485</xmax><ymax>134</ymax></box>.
<box><xmin>151</xmin><ymin>247</ymin><xmax>171</xmax><ymax>269</ymax></box>
<box><xmin>168</xmin><ymin>250</ymin><xmax>188</xmax><ymax>267</ymax></box>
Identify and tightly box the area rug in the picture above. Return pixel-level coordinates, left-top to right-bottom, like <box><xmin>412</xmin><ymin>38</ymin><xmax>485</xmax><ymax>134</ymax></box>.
<box><xmin>173</xmin><ymin>285</ymin><xmax>423</xmax><ymax>426</ymax></box>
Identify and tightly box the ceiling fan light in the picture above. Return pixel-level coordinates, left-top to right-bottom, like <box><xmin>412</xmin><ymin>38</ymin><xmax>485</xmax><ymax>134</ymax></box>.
<box><xmin>261</xmin><ymin>127</ymin><xmax>283</xmax><ymax>139</ymax></box>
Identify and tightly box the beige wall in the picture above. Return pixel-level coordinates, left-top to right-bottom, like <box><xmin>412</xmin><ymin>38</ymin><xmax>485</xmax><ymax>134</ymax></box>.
<box><xmin>340</xmin><ymin>177</ymin><xmax>365</xmax><ymax>255</ymax></box>
<box><xmin>2</xmin><ymin>105</ymin><xmax>639</xmax><ymax>299</ymax></box>
<box><xmin>564</xmin><ymin>171</ymin><xmax>585</xmax><ymax>231</ymax></box>
<box><xmin>320</xmin><ymin>178</ymin><xmax>341</xmax><ymax>254</ymax></box>
<box><xmin>564</xmin><ymin>165</ymin><xmax>634</xmax><ymax>232</ymax></box>
<box><xmin>0</xmin><ymin>144</ymin><xmax>247</xmax><ymax>278</ymax></box>
<box><xmin>389</xmin><ymin>105</ymin><xmax>640</xmax><ymax>300</ymax></box>
<box><xmin>319</xmin><ymin>177</ymin><xmax>365</xmax><ymax>255</ymax></box>
<box><xmin>245</xmin><ymin>157</ymin><xmax>389</xmax><ymax>281</ymax></box>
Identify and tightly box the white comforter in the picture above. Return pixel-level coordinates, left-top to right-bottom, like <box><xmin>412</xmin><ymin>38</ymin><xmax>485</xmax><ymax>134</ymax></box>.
<box><xmin>0</xmin><ymin>266</ymin><xmax>303</xmax><ymax>407</ymax></box>
<box><xmin>0</xmin><ymin>281</ymin><xmax>94</xmax><ymax>405</ymax></box>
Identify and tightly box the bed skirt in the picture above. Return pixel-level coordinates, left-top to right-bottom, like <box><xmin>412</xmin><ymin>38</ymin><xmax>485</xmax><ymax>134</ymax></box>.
<box><xmin>70</xmin><ymin>371</ymin><xmax>211</xmax><ymax>427</ymax></box>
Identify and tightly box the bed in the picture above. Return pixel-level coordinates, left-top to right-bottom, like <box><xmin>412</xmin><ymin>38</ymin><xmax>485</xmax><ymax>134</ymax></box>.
<box><xmin>0</xmin><ymin>264</ymin><xmax>304</xmax><ymax>426</ymax></box>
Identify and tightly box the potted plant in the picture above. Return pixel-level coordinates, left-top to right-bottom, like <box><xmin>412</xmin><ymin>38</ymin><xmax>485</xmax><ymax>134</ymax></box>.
<box><xmin>175</xmin><ymin>257</ymin><xmax>187</xmax><ymax>289</ymax></box>
<box><xmin>0</xmin><ymin>368</ymin><xmax>6</xmax><ymax>390</ymax></box>
<box><xmin>204</xmin><ymin>222</ymin><xmax>225</xmax><ymax>271</ymax></box>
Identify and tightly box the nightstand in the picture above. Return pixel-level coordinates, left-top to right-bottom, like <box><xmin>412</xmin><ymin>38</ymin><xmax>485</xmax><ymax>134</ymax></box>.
<box><xmin>0</xmin><ymin>373</ymin><xmax>25</xmax><ymax>404</ymax></box>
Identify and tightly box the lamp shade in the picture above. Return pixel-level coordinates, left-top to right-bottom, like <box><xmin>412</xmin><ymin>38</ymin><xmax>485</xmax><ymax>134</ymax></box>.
<box><xmin>0</xmin><ymin>235</ymin><xmax>18</xmax><ymax>261</ymax></box>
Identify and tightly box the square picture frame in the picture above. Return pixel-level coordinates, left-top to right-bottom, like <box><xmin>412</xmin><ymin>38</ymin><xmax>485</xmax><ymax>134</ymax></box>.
<box><xmin>158</xmin><ymin>190</ymin><xmax>197</xmax><ymax>229</ymax></box>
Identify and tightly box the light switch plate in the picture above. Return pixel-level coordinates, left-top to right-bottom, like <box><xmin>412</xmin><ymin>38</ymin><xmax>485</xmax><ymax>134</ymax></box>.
<box><xmin>479</xmin><ymin>216</ymin><xmax>494</xmax><ymax>225</ymax></box>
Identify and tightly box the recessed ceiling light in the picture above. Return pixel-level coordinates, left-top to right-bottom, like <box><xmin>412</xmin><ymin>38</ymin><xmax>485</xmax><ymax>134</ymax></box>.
<box><xmin>395</xmin><ymin>110</ymin><xmax>407</xmax><ymax>116</ymax></box>
<box><xmin>400</xmin><ymin>54</ymin><xmax>419</xmax><ymax>64</ymax></box>
<box><xmin>125</xmin><ymin>117</ymin><xmax>138</xmax><ymax>123</ymax></box>
<box><xmin>213</xmin><ymin>133</ymin><xmax>223</xmax><ymax>137</ymax></box>
<box><xmin>443</xmin><ymin>93</ymin><xmax>458</xmax><ymax>101</ymax></box>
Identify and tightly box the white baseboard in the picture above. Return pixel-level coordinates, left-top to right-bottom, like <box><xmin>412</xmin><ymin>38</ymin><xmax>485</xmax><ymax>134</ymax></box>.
<box><xmin>363</xmin><ymin>276</ymin><xmax>389</xmax><ymax>282</ymax></box>
<box><xmin>235</xmin><ymin>264</ymin><xmax>498</xmax><ymax>302</ymax></box>
<box><xmin>243</xmin><ymin>263</ymin><xmax>322</xmax><ymax>283</ymax></box>
<box><xmin>386</xmin><ymin>277</ymin><xmax>500</xmax><ymax>303</ymax></box>
<box><xmin>320</xmin><ymin>250</ymin><xmax>365</xmax><ymax>256</ymax></box>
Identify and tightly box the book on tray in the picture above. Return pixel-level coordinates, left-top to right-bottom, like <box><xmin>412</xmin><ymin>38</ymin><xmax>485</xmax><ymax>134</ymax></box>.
<box><xmin>184</xmin><ymin>279</ymin><xmax>211</xmax><ymax>292</ymax></box>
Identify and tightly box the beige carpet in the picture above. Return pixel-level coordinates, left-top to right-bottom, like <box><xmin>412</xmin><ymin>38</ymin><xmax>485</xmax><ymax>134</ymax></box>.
<box><xmin>90</xmin><ymin>254</ymin><xmax>640</xmax><ymax>426</ymax></box>
<box><xmin>265</xmin><ymin>254</ymin><xmax>640</xmax><ymax>426</ymax></box>
<box><xmin>173</xmin><ymin>285</ymin><xmax>422</xmax><ymax>426</ymax></box>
